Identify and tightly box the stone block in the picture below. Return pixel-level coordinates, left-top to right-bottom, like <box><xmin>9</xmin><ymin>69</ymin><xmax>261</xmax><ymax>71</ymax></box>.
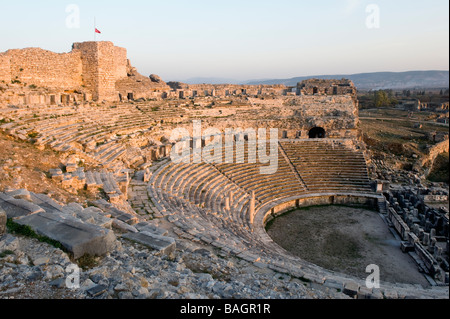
<box><xmin>92</xmin><ymin>199</ymin><xmax>138</xmax><ymax>225</ymax></box>
<box><xmin>49</xmin><ymin>168</ymin><xmax>63</xmax><ymax>181</ymax></box>
<box><xmin>16</xmin><ymin>211</ymin><xmax>116</xmax><ymax>259</ymax></box>
<box><xmin>112</xmin><ymin>219</ymin><xmax>138</xmax><ymax>233</ymax></box>
<box><xmin>122</xmin><ymin>231</ymin><xmax>175</xmax><ymax>256</ymax></box>
<box><xmin>383</xmin><ymin>290</ymin><xmax>399</xmax><ymax>299</ymax></box>
<box><xmin>134</xmin><ymin>222</ymin><xmax>168</xmax><ymax>236</ymax></box>
<box><xmin>86</xmin><ymin>284</ymin><xmax>108</xmax><ymax>297</ymax></box>
<box><xmin>343</xmin><ymin>281</ymin><xmax>359</xmax><ymax>298</ymax></box>
<box><xmin>323</xmin><ymin>278</ymin><xmax>344</xmax><ymax>291</ymax></box>
<box><xmin>0</xmin><ymin>209</ymin><xmax>7</xmax><ymax>236</ymax></box>
<box><xmin>78</xmin><ymin>207</ymin><xmax>113</xmax><ymax>229</ymax></box>
<box><xmin>65</xmin><ymin>163</ymin><xmax>78</xmax><ymax>173</ymax></box>
<box><xmin>357</xmin><ymin>286</ymin><xmax>373</xmax><ymax>299</ymax></box>
<box><xmin>0</xmin><ymin>193</ymin><xmax>45</xmax><ymax>219</ymax></box>
<box><xmin>0</xmin><ymin>234</ymin><xmax>20</xmax><ymax>252</ymax></box>
<box><xmin>5</xmin><ymin>189</ymin><xmax>31</xmax><ymax>201</ymax></box>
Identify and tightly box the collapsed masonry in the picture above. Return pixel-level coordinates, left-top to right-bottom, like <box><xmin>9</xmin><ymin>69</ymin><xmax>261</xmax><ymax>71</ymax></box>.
<box><xmin>383</xmin><ymin>187</ymin><xmax>449</xmax><ymax>285</ymax></box>
<box><xmin>0</xmin><ymin>41</ymin><xmax>169</xmax><ymax>104</ymax></box>
<box><xmin>0</xmin><ymin>189</ymin><xmax>175</xmax><ymax>259</ymax></box>
<box><xmin>0</xmin><ymin>41</ymin><xmax>448</xmax><ymax>298</ymax></box>
<box><xmin>0</xmin><ymin>41</ymin><xmax>360</xmax><ymax>106</ymax></box>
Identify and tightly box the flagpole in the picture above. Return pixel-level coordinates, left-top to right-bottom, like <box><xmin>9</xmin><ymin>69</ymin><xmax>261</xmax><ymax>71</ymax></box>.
<box><xmin>94</xmin><ymin>17</ymin><xmax>96</xmax><ymax>41</ymax></box>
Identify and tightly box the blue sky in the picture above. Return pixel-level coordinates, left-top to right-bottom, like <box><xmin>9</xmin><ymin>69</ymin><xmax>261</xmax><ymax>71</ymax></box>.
<box><xmin>0</xmin><ymin>0</ymin><xmax>448</xmax><ymax>81</ymax></box>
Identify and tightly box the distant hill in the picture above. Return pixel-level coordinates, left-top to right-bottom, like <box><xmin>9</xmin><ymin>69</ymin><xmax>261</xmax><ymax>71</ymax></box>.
<box><xmin>244</xmin><ymin>71</ymin><xmax>449</xmax><ymax>90</ymax></box>
<box><xmin>181</xmin><ymin>77</ymin><xmax>241</xmax><ymax>85</ymax></box>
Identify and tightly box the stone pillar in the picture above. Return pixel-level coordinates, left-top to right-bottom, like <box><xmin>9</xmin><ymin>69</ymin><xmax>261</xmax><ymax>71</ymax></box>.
<box><xmin>376</xmin><ymin>181</ymin><xmax>383</xmax><ymax>193</ymax></box>
<box><xmin>0</xmin><ymin>209</ymin><xmax>6</xmax><ymax>236</ymax></box>
<box><xmin>151</xmin><ymin>148</ymin><xmax>158</xmax><ymax>161</ymax></box>
<box><xmin>159</xmin><ymin>145</ymin><xmax>166</xmax><ymax>157</ymax></box>
<box><xmin>165</xmin><ymin>144</ymin><xmax>172</xmax><ymax>156</ymax></box>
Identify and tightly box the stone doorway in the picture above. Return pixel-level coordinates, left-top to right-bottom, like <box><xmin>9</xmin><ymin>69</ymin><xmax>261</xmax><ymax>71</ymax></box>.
<box><xmin>308</xmin><ymin>127</ymin><xmax>326</xmax><ymax>139</ymax></box>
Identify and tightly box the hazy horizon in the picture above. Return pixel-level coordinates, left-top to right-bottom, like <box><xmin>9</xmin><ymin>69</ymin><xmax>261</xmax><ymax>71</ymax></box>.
<box><xmin>1</xmin><ymin>0</ymin><xmax>448</xmax><ymax>82</ymax></box>
<box><xmin>177</xmin><ymin>69</ymin><xmax>450</xmax><ymax>85</ymax></box>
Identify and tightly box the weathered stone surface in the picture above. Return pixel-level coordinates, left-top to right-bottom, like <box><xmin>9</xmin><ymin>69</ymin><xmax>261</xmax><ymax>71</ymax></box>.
<box><xmin>149</xmin><ymin>74</ymin><xmax>163</xmax><ymax>83</ymax></box>
<box><xmin>16</xmin><ymin>211</ymin><xmax>116</xmax><ymax>259</ymax></box>
<box><xmin>5</xmin><ymin>189</ymin><xmax>32</xmax><ymax>201</ymax></box>
<box><xmin>112</xmin><ymin>219</ymin><xmax>138</xmax><ymax>233</ymax></box>
<box><xmin>0</xmin><ymin>209</ymin><xmax>6</xmax><ymax>236</ymax></box>
<box><xmin>76</xmin><ymin>209</ymin><xmax>113</xmax><ymax>229</ymax></box>
<box><xmin>122</xmin><ymin>231</ymin><xmax>175</xmax><ymax>256</ymax></box>
<box><xmin>92</xmin><ymin>199</ymin><xmax>138</xmax><ymax>225</ymax></box>
<box><xmin>135</xmin><ymin>222</ymin><xmax>168</xmax><ymax>236</ymax></box>
<box><xmin>86</xmin><ymin>284</ymin><xmax>108</xmax><ymax>297</ymax></box>
<box><xmin>0</xmin><ymin>234</ymin><xmax>19</xmax><ymax>252</ymax></box>
<box><xmin>343</xmin><ymin>281</ymin><xmax>359</xmax><ymax>298</ymax></box>
<box><xmin>0</xmin><ymin>193</ymin><xmax>45</xmax><ymax>219</ymax></box>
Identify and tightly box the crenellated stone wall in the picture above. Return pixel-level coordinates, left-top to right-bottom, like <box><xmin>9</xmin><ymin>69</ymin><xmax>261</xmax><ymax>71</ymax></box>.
<box><xmin>1</xmin><ymin>48</ymin><xmax>82</xmax><ymax>89</ymax></box>
<box><xmin>297</xmin><ymin>78</ymin><xmax>357</xmax><ymax>97</ymax></box>
<box><xmin>1</xmin><ymin>41</ymin><xmax>136</xmax><ymax>102</ymax></box>
<box><xmin>167</xmin><ymin>82</ymin><xmax>292</xmax><ymax>99</ymax></box>
<box><xmin>72</xmin><ymin>41</ymin><xmax>128</xmax><ymax>101</ymax></box>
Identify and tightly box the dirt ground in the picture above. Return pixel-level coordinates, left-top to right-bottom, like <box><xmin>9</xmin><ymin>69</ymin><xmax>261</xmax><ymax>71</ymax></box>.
<box><xmin>266</xmin><ymin>205</ymin><xmax>430</xmax><ymax>287</ymax></box>
<box><xmin>0</xmin><ymin>131</ymin><xmax>97</xmax><ymax>205</ymax></box>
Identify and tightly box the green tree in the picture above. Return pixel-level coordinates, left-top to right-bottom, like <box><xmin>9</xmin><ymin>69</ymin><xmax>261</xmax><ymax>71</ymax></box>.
<box><xmin>373</xmin><ymin>90</ymin><xmax>398</xmax><ymax>107</ymax></box>
<box><xmin>374</xmin><ymin>90</ymin><xmax>390</xmax><ymax>107</ymax></box>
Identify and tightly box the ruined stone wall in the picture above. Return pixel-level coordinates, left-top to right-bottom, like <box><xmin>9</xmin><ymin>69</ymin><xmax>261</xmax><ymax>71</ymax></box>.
<box><xmin>72</xmin><ymin>41</ymin><xmax>127</xmax><ymax>101</ymax></box>
<box><xmin>421</xmin><ymin>139</ymin><xmax>450</xmax><ymax>167</ymax></box>
<box><xmin>0</xmin><ymin>53</ymin><xmax>11</xmax><ymax>84</ymax></box>
<box><xmin>97</xmin><ymin>42</ymin><xmax>121</xmax><ymax>101</ymax></box>
<box><xmin>297</xmin><ymin>79</ymin><xmax>357</xmax><ymax>96</ymax></box>
<box><xmin>113</xmin><ymin>47</ymin><xmax>128</xmax><ymax>80</ymax></box>
<box><xmin>174</xmin><ymin>84</ymin><xmax>289</xmax><ymax>98</ymax></box>
<box><xmin>72</xmin><ymin>41</ymin><xmax>97</xmax><ymax>97</ymax></box>
<box><xmin>2</xmin><ymin>48</ymin><xmax>82</xmax><ymax>89</ymax></box>
<box><xmin>115</xmin><ymin>59</ymin><xmax>171</xmax><ymax>100</ymax></box>
<box><xmin>0</xmin><ymin>42</ymin><xmax>129</xmax><ymax>102</ymax></box>
<box><xmin>156</xmin><ymin>95</ymin><xmax>360</xmax><ymax>141</ymax></box>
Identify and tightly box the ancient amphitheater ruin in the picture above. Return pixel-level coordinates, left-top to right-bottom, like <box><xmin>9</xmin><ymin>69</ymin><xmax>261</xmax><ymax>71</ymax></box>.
<box><xmin>0</xmin><ymin>42</ymin><xmax>448</xmax><ymax>299</ymax></box>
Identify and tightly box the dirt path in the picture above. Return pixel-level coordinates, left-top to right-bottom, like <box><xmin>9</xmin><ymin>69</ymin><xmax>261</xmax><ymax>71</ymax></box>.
<box><xmin>266</xmin><ymin>205</ymin><xmax>430</xmax><ymax>287</ymax></box>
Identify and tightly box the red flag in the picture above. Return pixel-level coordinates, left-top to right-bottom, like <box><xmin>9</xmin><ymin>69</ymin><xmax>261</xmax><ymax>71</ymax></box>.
<box><xmin>95</xmin><ymin>28</ymin><xmax>101</xmax><ymax>34</ymax></box>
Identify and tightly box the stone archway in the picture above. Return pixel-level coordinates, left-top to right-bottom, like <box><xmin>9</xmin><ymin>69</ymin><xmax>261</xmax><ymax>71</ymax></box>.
<box><xmin>308</xmin><ymin>127</ymin><xmax>326</xmax><ymax>139</ymax></box>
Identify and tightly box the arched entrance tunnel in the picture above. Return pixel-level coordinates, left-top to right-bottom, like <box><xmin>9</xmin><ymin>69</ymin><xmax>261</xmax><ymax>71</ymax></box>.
<box><xmin>309</xmin><ymin>127</ymin><xmax>326</xmax><ymax>138</ymax></box>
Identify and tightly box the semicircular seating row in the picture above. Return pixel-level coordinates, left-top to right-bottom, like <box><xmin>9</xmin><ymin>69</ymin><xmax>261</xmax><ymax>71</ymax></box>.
<box><xmin>147</xmin><ymin>139</ymin><xmax>374</xmax><ymax>281</ymax></box>
<box><xmin>0</xmin><ymin>104</ymin><xmax>187</xmax><ymax>172</ymax></box>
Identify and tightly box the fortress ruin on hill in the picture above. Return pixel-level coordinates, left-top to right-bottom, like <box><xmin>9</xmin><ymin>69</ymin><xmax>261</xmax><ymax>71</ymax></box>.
<box><xmin>0</xmin><ymin>41</ymin><xmax>169</xmax><ymax>103</ymax></box>
<box><xmin>1</xmin><ymin>41</ymin><xmax>358</xmax><ymax>106</ymax></box>
<box><xmin>0</xmin><ymin>41</ymin><xmax>448</xmax><ymax>299</ymax></box>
